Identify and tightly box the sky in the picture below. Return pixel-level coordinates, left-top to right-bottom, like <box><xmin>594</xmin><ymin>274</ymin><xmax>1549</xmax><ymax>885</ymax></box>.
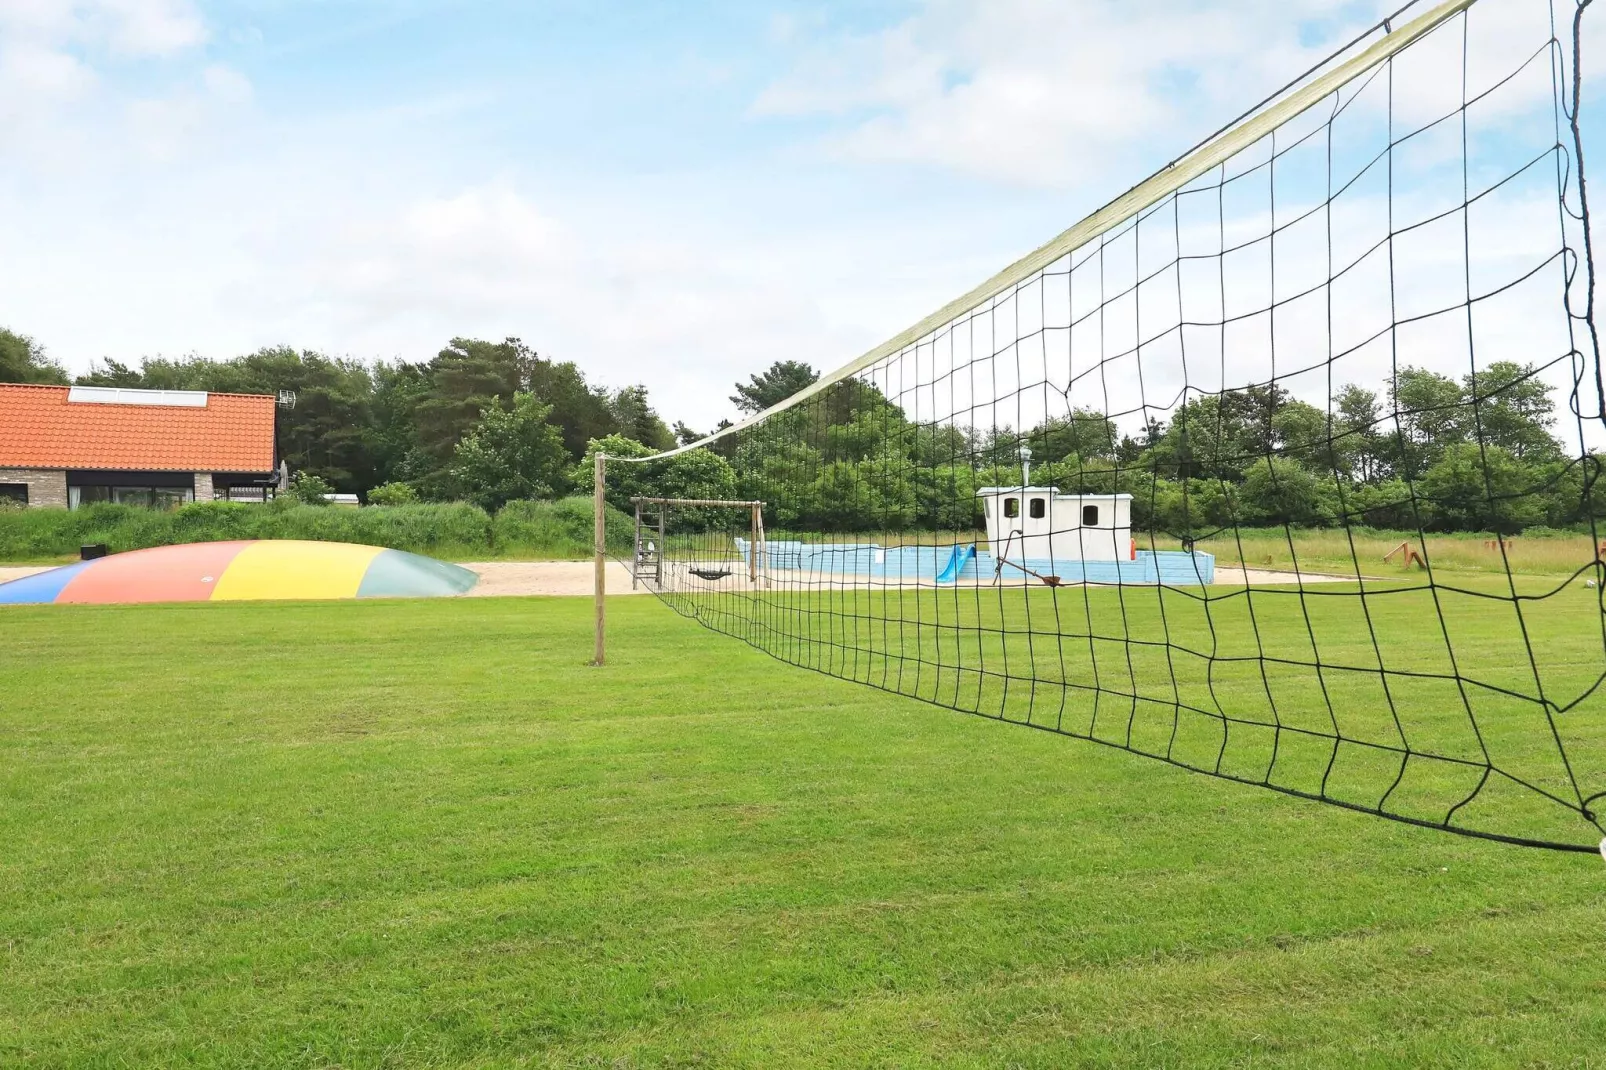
<box><xmin>0</xmin><ymin>0</ymin><xmax>1598</xmax><ymax>434</ymax></box>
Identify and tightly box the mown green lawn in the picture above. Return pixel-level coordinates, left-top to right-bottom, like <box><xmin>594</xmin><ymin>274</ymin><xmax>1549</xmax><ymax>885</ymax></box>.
<box><xmin>4</xmin><ymin>593</ymin><xmax>1606</xmax><ymax>1067</ymax></box>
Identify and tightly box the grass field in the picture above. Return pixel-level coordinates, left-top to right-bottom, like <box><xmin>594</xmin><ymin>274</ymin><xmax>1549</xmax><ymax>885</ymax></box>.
<box><xmin>5</xmin><ymin>592</ymin><xmax>1606</xmax><ymax>1066</ymax></box>
<box><xmin>670</xmin><ymin>565</ymin><xmax>1606</xmax><ymax>849</ymax></box>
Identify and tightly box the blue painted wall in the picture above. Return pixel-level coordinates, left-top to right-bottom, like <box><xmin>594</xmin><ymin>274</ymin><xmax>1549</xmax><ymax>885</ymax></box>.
<box><xmin>733</xmin><ymin>540</ymin><xmax>1214</xmax><ymax>586</ymax></box>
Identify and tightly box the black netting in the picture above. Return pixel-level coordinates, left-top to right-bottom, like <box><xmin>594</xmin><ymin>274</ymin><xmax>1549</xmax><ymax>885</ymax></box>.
<box><xmin>606</xmin><ymin>0</ymin><xmax>1606</xmax><ymax>853</ymax></box>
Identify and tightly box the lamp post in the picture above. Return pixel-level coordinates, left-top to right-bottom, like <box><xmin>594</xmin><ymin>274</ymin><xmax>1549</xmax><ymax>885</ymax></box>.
<box><xmin>1020</xmin><ymin>444</ymin><xmax>1032</xmax><ymax>488</ymax></box>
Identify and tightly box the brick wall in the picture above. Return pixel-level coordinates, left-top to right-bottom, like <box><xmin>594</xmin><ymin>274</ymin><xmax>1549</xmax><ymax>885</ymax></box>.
<box><xmin>193</xmin><ymin>473</ymin><xmax>214</xmax><ymax>501</ymax></box>
<box><xmin>0</xmin><ymin>468</ymin><xmax>68</xmax><ymax>508</ymax></box>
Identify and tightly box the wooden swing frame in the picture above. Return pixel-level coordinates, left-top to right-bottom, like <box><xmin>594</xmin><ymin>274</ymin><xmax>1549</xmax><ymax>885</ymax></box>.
<box><xmin>591</xmin><ymin>453</ymin><xmax>764</xmax><ymax>665</ymax></box>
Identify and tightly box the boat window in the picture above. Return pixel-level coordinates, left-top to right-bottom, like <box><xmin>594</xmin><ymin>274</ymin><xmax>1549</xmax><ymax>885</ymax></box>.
<box><xmin>1004</xmin><ymin>497</ymin><xmax>1020</xmax><ymax>518</ymax></box>
<box><xmin>1082</xmin><ymin>504</ymin><xmax>1100</xmax><ymax>526</ymax></box>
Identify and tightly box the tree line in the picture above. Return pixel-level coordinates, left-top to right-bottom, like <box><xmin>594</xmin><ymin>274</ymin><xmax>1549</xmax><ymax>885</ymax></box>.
<box><xmin>2</xmin><ymin>326</ymin><xmax>1595</xmax><ymax>534</ymax></box>
<box><xmin>597</xmin><ymin>357</ymin><xmax>1597</xmax><ymax>537</ymax></box>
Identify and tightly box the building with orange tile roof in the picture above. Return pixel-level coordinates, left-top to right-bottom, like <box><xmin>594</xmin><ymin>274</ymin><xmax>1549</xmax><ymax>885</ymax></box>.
<box><xmin>0</xmin><ymin>383</ymin><xmax>280</xmax><ymax>508</ymax></box>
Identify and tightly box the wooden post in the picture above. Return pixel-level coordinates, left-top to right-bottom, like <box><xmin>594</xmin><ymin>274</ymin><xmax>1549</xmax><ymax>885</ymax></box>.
<box><xmin>632</xmin><ymin>499</ymin><xmax>642</xmax><ymax>591</ymax></box>
<box><xmin>750</xmin><ymin>502</ymin><xmax>760</xmax><ymax>584</ymax></box>
<box><xmin>656</xmin><ymin>504</ymin><xmax>666</xmax><ymax>586</ymax></box>
<box><xmin>593</xmin><ymin>452</ymin><xmax>606</xmax><ymax>666</ymax></box>
<box><xmin>754</xmin><ymin>503</ymin><xmax>767</xmax><ymax>588</ymax></box>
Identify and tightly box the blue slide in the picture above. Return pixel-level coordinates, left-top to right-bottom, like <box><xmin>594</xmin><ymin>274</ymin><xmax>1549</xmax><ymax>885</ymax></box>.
<box><xmin>935</xmin><ymin>543</ymin><xmax>976</xmax><ymax>584</ymax></box>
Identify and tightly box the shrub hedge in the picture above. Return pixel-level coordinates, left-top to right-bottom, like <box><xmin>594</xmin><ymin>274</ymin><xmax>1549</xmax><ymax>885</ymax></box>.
<box><xmin>0</xmin><ymin>497</ymin><xmax>635</xmax><ymax>562</ymax></box>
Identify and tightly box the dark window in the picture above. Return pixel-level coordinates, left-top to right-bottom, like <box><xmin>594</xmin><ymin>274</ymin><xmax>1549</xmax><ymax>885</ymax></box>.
<box><xmin>1004</xmin><ymin>497</ymin><xmax>1020</xmax><ymax>518</ymax></box>
<box><xmin>1029</xmin><ymin>498</ymin><xmax>1046</xmax><ymax>519</ymax></box>
<box><xmin>73</xmin><ymin>486</ymin><xmax>112</xmax><ymax>507</ymax></box>
<box><xmin>68</xmin><ymin>485</ymin><xmax>192</xmax><ymax>510</ymax></box>
<box><xmin>0</xmin><ymin>484</ymin><xmax>26</xmax><ymax>504</ymax></box>
<box><xmin>1082</xmin><ymin>504</ymin><xmax>1100</xmax><ymax>526</ymax></box>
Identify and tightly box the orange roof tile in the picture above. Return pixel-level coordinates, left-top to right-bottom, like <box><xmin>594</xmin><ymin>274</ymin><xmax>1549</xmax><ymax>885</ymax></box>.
<box><xmin>0</xmin><ymin>384</ymin><xmax>276</xmax><ymax>473</ymax></box>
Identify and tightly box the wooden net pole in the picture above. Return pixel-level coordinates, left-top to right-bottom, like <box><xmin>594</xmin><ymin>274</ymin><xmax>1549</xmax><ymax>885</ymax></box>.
<box><xmin>631</xmin><ymin>498</ymin><xmax>642</xmax><ymax>591</ymax></box>
<box><xmin>749</xmin><ymin>502</ymin><xmax>759</xmax><ymax>584</ymax></box>
<box><xmin>656</xmin><ymin>503</ymin><xmax>666</xmax><ymax>586</ymax></box>
<box><xmin>592</xmin><ymin>452</ymin><xmax>606</xmax><ymax>666</ymax></box>
<box><xmin>754</xmin><ymin>503</ymin><xmax>768</xmax><ymax>588</ymax></box>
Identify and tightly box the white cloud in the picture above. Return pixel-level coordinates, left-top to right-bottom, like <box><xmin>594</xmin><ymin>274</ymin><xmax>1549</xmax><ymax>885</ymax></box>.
<box><xmin>202</xmin><ymin>62</ymin><xmax>251</xmax><ymax>105</ymax></box>
<box><xmin>0</xmin><ymin>38</ymin><xmax>94</xmax><ymax>111</ymax></box>
<box><xmin>94</xmin><ymin>0</ymin><xmax>205</xmax><ymax>56</ymax></box>
<box><xmin>0</xmin><ymin>0</ymin><xmax>212</xmax><ymax>147</ymax></box>
<box><xmin>266</xmin><ymin>182</ymin><xmax>882</xmax><ymax>428</ymax></box>
<box><xmin>753</xmin><ymin>0</ymin><xmax>1599</xmax><ymax>189</ymax></box>
<box><xmin>754</xmin><ymin>0</ymin><xmax>1372</xmax><ymax>186</ymax></box>
<box><xmin>0</xmin><ymin>0</ymin><xmax>204</xmax><ymax>55</ymax></box>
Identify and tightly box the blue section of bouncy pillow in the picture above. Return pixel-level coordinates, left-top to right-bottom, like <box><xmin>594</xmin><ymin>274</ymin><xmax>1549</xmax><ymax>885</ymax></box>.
<box><xmin>0</xmin><ymin>562</ymin><xmax>92</xmax><ymax>604</ymax></box>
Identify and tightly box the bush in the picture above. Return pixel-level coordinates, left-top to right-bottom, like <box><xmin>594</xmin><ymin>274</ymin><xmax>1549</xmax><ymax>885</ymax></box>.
<box><xmin>493</xmin><ymin>497</ymin><xmax>634</xmax><ymax>558</ymax></box>
<box><xmin>288</xmin><ymin>472</ymin><xmax>335</xmax><ymax>506</ymax></box>
<box><xmin>0</xmin><ymin>500</ymin><xmax>493</xmax><ymax>561</ymax></box>
<box><xmin>367</xmin><ymin>482</ymin><xmax>419</xmax><ymax>507</ymax></box>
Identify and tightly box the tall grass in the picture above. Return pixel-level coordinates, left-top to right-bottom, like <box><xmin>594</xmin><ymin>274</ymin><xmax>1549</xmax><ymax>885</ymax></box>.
<box><xmin>0</xmin><ymin>497</ymin><xmax>635</xmax><ymax>563</ymax></box>
<box><xmin>1195</xmin><ymin>526</ymin><xmax>1602</xmax><ymax>577</ymax></box>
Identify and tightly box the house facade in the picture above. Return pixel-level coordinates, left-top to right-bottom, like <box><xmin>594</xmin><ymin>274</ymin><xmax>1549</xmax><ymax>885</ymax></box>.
<box><xmin>0</xmin><ymin>384</ymin><xmax>280</xmax><ymax>508</ymax></box>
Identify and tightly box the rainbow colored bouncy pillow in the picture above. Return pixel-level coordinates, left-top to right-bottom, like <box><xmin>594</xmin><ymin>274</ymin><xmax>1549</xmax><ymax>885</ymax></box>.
<box><xmin>0</xmin><ymin>541</ymin><xmax>478</xmax><ymax>605</ymax></box>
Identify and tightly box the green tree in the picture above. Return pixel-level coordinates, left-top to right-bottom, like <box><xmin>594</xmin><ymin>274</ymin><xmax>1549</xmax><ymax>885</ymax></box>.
<box><xmin>914</xmin><ymin>464</ymin><xmax>983</xmax><ymax>530</ymax></box>
<box><xmin>609</xmin><ymin>384</ymin><xmax>676</xmax><ymax>451</ymax></box>
<box><xmin>1269</xmin><ymin>400</ymin><xmax>1333</xmax><ymax>471</ymax></box>
<box><xmin>1386</xmin><ymin>367</ymin><xmax>1465</xmax><ymax>478</ymax></box>
<box><xmin>529</xmin><ymin>356</ymin><xmax>618</xmax><ymax>458</ymax></box>
<box><xmin>731</xmin><ymin>360</ymin><xmax>818</xmax><ymax>414</ymax></box>
<box><xmin>449</xmin><ymin>392</ymin><xmax>570</xmax><ymax>512</ymax></box>
<box><xmin>1237</xmin><ymin>457</ymin><xmax>1338</xmax><ymax>527</ymax></box>
<box><xmin>811</xmin><ymin>458</ymin><xmax>916</xmax><ymax>532</ymax></box>
<box><xmin>412</xmin><ymin>337</ymin><xmax>534</xmax><ymax>465</ymax></box>
<box><xmin>1340</xmin><ymin>477</ymin><xmax>1418</xmax><ymax>530</ymax></box>
<box><xmin>910</xmin><ymin>422</ymin><xmax>972</xmax><ymax>468</ymax></box>
<box><xmin>1333</xmin><ymin>384</ymin><xmax>1383</xmax><ymax>482</ymax></box>
<box><xmin>1461</xmin><ymin>361</ymin><xmax>1561</xmax><ymax>462</ymax></box>
<box><xmin>1149</xmin><ymin>477</ymin><xmax>1238</xmax><ymax>538</ymax></box>
<box><xmin>1417</xmin><ymin>442</ymin><xmax>1545</xmax><ymax>533</ymax></box>
<box><xmin>1028</xmin><ymin>408</ymin><xmax>1118</xmax><ymax>464</ymax></box>
<box><xmin>0</xmin><ymin>328</ymin><xmax>69</xmax><ymax>384</ymax></box>
<box><xmin>370</xmin><ymin>360</ymin><xmax>436</xmax><ymax>486</ymax></box>
<box><xmin>1146</xmin><ymin>387</ymin><xmax>1292</xmax><ymax>483</ymax></box>
<box><xmin>574</xmin><ymin>433</ymin><xmax>738</xmax><ymax>526</ymax></box>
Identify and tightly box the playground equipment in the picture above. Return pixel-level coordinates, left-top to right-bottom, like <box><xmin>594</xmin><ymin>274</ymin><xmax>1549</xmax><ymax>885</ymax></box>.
<box><xmin>935</xmin><ymin>544</ymin><xmax>976</xmax><ymax>584</ymax></box>
<box><xmin>1384</xmin><ymin>541</ymin><xmax>1426</xmax><ymax>569</ymax></box>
